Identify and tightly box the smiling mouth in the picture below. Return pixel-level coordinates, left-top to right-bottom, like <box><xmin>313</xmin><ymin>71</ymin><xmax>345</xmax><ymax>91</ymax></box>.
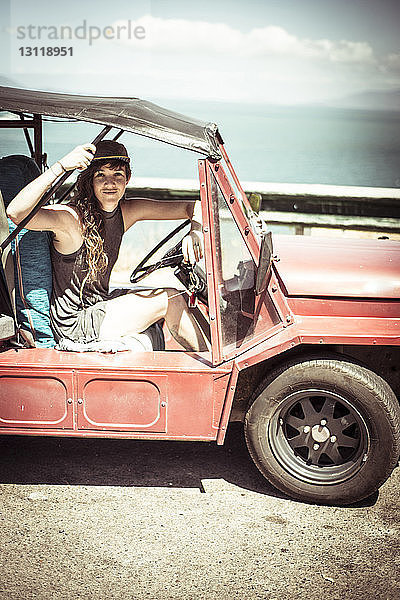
<box><xmin>102</xmin><ymin>190</ymin><xmax>118</xmax><ymax>193</ymax></box>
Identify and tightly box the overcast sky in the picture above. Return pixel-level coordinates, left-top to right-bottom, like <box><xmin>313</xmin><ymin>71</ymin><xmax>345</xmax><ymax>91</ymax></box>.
<box><xmin>1</xmin><ymin>0</ymin><xmax>399</xmax><ymax>105</ymax></box>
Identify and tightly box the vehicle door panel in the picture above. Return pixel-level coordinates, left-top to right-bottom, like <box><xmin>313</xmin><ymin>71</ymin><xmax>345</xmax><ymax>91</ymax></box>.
<box><xmin>0</xmin><ymin>369</ymin><xmax>74</xmax><ymax>429</ymax></box>
<box><xmin>76</xmin><ymin>372</ymin><xmax>167</xmax><ymax>432</ymax></box>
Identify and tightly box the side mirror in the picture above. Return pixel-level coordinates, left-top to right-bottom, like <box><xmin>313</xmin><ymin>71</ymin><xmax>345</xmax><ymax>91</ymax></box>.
<box><xmin>248</xmin><ymin>193</ymin><xmax>262</xmax><ymax>214</ymax></box>
<box><xmin>255</xmin><ymin>231</ymin><xmax>273</xmax><ymax>295</ymax></box>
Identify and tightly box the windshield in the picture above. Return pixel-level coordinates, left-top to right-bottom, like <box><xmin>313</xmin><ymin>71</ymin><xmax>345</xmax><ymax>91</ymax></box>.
<box><xmin>210</xmin><ymin>170</ymin><xmax>257</xmax><ymax>356</ymax></box>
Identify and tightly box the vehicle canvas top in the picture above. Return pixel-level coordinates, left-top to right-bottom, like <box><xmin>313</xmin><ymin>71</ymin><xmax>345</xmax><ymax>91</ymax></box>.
<box><xmin>0</xmin><ymin>86</ymin><xmax>222</xmax><ymax>159</ymax></box>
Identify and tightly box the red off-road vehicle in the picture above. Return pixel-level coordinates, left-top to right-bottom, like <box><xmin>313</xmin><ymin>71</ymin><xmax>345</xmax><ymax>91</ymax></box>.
<box><xmin>0</xmin><ymin>87</ymin><xmax>399</xmax><ymax>505</ymax></box>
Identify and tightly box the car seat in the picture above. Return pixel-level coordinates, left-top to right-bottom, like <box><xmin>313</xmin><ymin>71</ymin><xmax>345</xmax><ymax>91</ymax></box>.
<box><xmin>0</xmin><ymin>155</ymin><xmax>54</xmax><ymax>347</ymax></box>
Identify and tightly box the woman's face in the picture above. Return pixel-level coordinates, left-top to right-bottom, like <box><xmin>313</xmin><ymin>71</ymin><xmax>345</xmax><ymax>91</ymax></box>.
<box><xmin>92</xmin><ymin>163</ymin><xmax>129</xmax><ymax>209</ymax></box>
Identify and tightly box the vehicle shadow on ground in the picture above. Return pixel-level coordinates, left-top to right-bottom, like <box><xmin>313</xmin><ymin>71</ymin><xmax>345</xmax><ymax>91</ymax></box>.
<box><xmin>0</xmin><ymin>423</ymin><xmax>282</xmax><ymax>496</ymax></box>
<box><xmin>0</xmin><ymin>423</ymin><xmax>378</xmax><ymax>506</ymax></box>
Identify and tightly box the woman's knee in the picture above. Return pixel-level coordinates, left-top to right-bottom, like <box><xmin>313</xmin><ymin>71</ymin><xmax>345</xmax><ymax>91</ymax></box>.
<box><xmin>164</xmin><ymin>288</ymin><xmax>187</xmax><ymax>310</ymax></box>
<box><xmin>164</xmin><ymin>287</ymin><xmax>181</xmax><ymax>298</ymax></box>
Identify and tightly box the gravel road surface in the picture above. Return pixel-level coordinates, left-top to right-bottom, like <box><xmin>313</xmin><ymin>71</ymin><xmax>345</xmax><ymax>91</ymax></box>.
<box><xmin>0</xmin><ymin>424</ymin><xmax>399</xmax><ymax>600</ymax></box>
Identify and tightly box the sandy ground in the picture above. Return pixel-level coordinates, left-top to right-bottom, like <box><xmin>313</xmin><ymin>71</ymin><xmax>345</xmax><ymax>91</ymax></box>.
<box><xmin>0</xmin><ymin>424</ymin><xmax>398</xmax><ymax>600</ymax></box>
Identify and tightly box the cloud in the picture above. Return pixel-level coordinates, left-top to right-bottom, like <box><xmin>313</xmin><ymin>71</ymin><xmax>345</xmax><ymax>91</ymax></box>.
<box><xmin>113</xmin><ymin>16</ymin><xmax>376</xmax><ymax>66</ymax></box>
<box><xmin>382</xmin><ymin>52</ymin><xmax>400</xmax><ymax>73</ymax></box>
<box><xmin>244</xmin><ymin>26</ymin><xmax>375</xmax><ymax>65</ymax></box>
<box><xmin>7</xmin><ymin>14</ymin><xmax>397</xmax><ymax>106</ymax></box>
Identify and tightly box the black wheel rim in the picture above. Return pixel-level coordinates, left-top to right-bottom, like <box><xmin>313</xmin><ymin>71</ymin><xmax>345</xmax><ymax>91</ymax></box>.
<box><xmin>268</xmin><ymin>389</ymin><xmax>370</xmax><ymax>485</ymax></box>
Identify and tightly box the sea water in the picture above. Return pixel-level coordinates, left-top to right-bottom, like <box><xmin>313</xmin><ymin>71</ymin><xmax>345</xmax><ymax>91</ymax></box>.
<box><xmin>2</xmin><ymin>101</ymin><xmax>400</xmax><ymax>281</ymax></box>
<box><xmin>1</xmin><ymin>102</ymin><xmax>400</xmax><ymax>188</ymax></box>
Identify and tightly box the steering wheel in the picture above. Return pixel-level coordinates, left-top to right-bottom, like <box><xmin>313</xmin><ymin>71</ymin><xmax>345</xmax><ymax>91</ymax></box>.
<box><xmin>129</xmin><ymin>220</ymin><xmax>208</xmax><ymax>305</ymax></box>
<box><xmin>130</xmin><ymin>220</ymin><xmax>190</xmax><ymax>284</ymax></box>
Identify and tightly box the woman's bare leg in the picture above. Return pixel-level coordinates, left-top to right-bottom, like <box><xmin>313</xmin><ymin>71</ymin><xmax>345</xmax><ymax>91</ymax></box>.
<box><xmin>164</xmin><ymin>290</ymin><xmax>209</xmax><ymax>351</ymax></box>
<box><xmin>98</xmin><ymin>288</ymin><xmax>208</xmax><ymax>351</ymax></box>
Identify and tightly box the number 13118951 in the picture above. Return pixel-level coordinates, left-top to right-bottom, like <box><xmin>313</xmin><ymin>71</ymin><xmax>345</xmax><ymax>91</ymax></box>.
<box><xmin>19</xmin><ymin>47</ymin><xmax>73</xmax><ymax>56</ymax></box>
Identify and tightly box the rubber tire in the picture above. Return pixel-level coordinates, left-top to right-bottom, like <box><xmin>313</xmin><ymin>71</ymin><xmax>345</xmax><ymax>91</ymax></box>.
<box><xmin>244</xmin><ymin>356</ymin><xmax>400</xmax><ymax>505</ymax></box>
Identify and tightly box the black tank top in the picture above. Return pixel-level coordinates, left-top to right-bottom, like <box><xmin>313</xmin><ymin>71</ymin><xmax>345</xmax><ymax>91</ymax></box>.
<box><xmin>50</xmin><ymin>204</ymin><xmax>124</xmax><ymax>341</ymax></box>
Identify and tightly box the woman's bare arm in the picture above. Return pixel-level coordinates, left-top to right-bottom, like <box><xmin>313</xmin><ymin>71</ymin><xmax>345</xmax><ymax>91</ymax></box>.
<box><xmin>6</xmin><ymin>144</ymin><xmax>95</xmax><ymax>233</ymax></box>
<box><xmin>121</xmin><ymin>197</ymin><xmax>195</xmax><ymax>228</ymax></box>
<box><xmin>121</xmin><ymin>197</ymin><xmax>203</xmax><ymax>263</ymax></box>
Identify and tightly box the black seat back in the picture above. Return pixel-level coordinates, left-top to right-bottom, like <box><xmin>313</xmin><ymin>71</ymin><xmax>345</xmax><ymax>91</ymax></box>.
<box><xmin>0</xmin><ymin>155</ymin><xmax>55</xmax><ymax>347</ymax></box>
<box><xmin>0</xmin><ymin>189</ymin><xmax>16</xmax><ymax>340</ymax></box>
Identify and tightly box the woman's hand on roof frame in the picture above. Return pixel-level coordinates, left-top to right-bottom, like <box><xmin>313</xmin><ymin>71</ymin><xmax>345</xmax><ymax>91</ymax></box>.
<box><xmin>59</xmin><ymin>143</ymin><xmax>96</xmax><ymax>172</ymax></box>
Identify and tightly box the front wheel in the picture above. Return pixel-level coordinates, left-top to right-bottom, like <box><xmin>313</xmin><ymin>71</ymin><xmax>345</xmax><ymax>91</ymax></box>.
<box><xmin>244</xmin><ymin>357</ymin><xmax>400</xmax><ymax>505</ymax></box>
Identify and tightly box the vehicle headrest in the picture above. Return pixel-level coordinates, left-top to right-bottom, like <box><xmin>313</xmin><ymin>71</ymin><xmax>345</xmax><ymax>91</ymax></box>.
<box><xmin>0</xmin><ymin>155</ymin><xmax>40</xmax><ymax>208</ymax></box>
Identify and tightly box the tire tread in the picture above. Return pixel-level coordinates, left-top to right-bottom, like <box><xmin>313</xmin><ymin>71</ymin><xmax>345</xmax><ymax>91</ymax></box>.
<box><xmin>244</xmin><ymin>354</ymin><xmax>400</xmax><ymax>504</ymax></box>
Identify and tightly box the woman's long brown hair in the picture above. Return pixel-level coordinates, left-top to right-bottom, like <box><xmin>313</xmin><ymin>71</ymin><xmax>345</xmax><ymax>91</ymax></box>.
<box><xmin>72</xmin><ymin>158</ymin><xmax>131</xmax><ymax>303</ymax></box>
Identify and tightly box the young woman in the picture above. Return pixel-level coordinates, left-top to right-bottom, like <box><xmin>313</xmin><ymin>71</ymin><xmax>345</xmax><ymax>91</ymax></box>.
<box><xmin>7</xmin><ymin>140</ymin><xmax>207</xmax><ymax>351</ymax></box>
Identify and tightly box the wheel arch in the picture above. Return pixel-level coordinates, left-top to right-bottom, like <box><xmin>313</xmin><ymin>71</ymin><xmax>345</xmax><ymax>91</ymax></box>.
<box><xmin>230</xmin><ymin>343</ymin><xmax>400</xmax><ymax>422</ymax></box>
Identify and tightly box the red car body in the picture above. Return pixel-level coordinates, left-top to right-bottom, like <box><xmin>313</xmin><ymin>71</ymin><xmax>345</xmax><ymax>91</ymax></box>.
<box><xmin>0</xmin><ymin>87</ymin><xmax>399</xmax><ymax>505</ymax></box>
